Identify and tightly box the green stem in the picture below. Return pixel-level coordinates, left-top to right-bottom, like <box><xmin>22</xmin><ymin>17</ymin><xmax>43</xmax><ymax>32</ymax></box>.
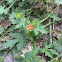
<box><xmin>49</xmin><ymin>18</ymin><xmax>52</xmax><ymax>43</ymax></box>
<box><xmin>0</xmin><ymin>0</ymin><xmax>3</xmax><ymax>4</ymax></box>
<box><xmin>34</xmin><ymin>41</ymin><xmax>36</xmax><ymax>49</ymax></box>
<box><xmin>42</xmin><ymin>21</ymin><xmax>55</xmax><ymax>28</ymax></box>
<box><xmin>0</xmin><ymin>51</ymin><xmax>7</xmax><ymax>62</ymax></box>
<box><xmin>8</xmin><ymin>0</ymin><xmax>17</xmax><ymax>9</ymax></box>
<box><xmin>39</xmin><ymin>12</ymin><xmax>53</xmax><ymax>24</ymax></box>
<box><xmin>49</xmin><ymin>54</ymin><xmax>62</xmax><ymax>62</ymax></box>
<box><xmin>1</xmin><ymin>34</ymin><xmax>6</xmax><ymax>38</ymax></box>
<box><xmin>0</xmin><ymin>39</ymin><xmax>3</xmax><ymax>41</ymax></box>
<box><xmin>39</xmin><ymin>6</ymin><xmax>62</xmax><ymax>24</ymax></box>
<box><xmin>46</xmin><ymin>4</ymin><xmax>48</xmax><ymax>12</ymax></box>
<box><xmin>53</xmin><ymin>21</ymin><xmax>54</xmax><ymax>32</ymax></box>
<box><xmin>0</xmin><ymin>34</ymin><xmax>6</xmax><ymax>43</ymax></box>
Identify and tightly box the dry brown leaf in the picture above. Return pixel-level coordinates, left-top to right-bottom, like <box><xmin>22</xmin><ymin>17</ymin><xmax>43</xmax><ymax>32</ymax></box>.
<box><xmin>0</xmin><ymin>35</ymin><xmax>10</xmax><ymax>42</ymax></box>
<box><xmin>54</xmin><ymin>6</ymin><xmax>60</xmax><ymax>14</ymax></box>
<box><xmin>53</xmin><ymin>24</ymin><xmax>62</xmax><ymax>40</ymax></box>
<box><xmin>36</xmin><ymin>42</ymin><xmax>39</xmax><ymax>46</ymax></box>
<box><xmin>35</xmin><ymin>1</ymin><xmax>45</xmax><ymax>11</ymax></box>
<box><xmin>56</xmin><ymin>25</ymin><xmax>62</xmax><ymax>32</ymax></box>
<box><xmin>0</xmin><ymin>20</ymin><xmax>11</xmax><ymax>30</ymax></box>
<box><xmin>20</xmin><ymin>42</ymin><xmax>33</xmax><ymax>57</ymax></box>
<box><xmin>0</xmin><ymin>36</ymin><xmax>10</xmax><ymax>49</ymax></box>
<box><xmin>48</xmin><ymin>6</ymin><xmax>53</xmax><ymax>12</ymax></box>
<box><xmin>53</xmin><ymin>2</ymin><xmax>60</xmax><ymax>6</ymax></box>
<box><xmin>39</xmin><ymin>42</ymin><xmax>43</xmax><ymax>46</ymax></box>
<box><xmin>60</xmin><ymin>57</ymin><xmax>62</xmax><ymax>61</ymax></box>
<box><xmin>42</xmin><ymin>55</ymin><xmax>47</xmax><ymax>62</ymax></box>
<box><xmin>21</xmin><ymin>48</ymin><xmax>27</xmax><ymax>54</ymax></box>
<box><xmin>26</xmin><ymin>42</ymin><xmax>33</xmax><ymax>51</ymax></box>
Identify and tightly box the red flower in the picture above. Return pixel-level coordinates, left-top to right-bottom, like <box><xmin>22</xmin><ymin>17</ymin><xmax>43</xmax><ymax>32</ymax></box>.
<box><xmin>27</xmin><ymin>24</ymin><xmax>33</xmax><ymax>31</ymax></box>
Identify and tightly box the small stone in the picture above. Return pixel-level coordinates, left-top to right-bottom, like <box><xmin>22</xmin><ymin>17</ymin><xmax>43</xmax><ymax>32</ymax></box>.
<box><xmin>3</xmin><ymin>52</ymin><xmax>17</xmax><ymax>62</ymax></box>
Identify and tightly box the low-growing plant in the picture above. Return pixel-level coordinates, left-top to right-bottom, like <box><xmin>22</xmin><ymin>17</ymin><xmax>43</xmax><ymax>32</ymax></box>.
<box><xmin>13</xmin><ymin>46</ymin><xmax>41</xmax><ymax>62</ymax></box>
<box><xmin>40</xmin><ymin>42</ymin><xmax>59</xmax><ymax>59</ymax></box>
<box><xmin>0</xmin><ymin>0</ymin><xmax>62</xmax><ymax>62</ymax></box>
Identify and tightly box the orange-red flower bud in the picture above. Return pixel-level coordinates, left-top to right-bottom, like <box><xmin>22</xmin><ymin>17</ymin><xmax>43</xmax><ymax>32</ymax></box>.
<box><xmin>27</xmin><ymin>24</ymin><xmax>33</xmax><ymax>31</ymax></box>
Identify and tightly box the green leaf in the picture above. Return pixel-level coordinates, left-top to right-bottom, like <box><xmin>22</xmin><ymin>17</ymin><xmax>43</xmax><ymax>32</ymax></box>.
<box><xmin>49</xmin><ymin>49</ymin><xmax>58</xmax><ymax>55</ymax></box>
<box><xmin>53</xmin><ymin>60</ymin><xmax>62</xmax><ymax>62</ymax></box>
<box><xmin>40</xmin><ymin>42</ymin><xmax>58</xmax><ymax>58</ymax></box>
<box><xmin>15</xmin><ymin>13</ymin><xmax>23</xmax><ymax>19</ymax></box>
<box><xmin>5</xmin><ymin>25</ymin><xmax>15</xmax><ymax>34</ymax></box>
<box><xmin>0</xmin><ymin>44</ymin><xmax>2</xmax><ymax>47</ymax></box>
<box><xmin>19</xmin><ymin>2</ymin><xmax>25</xmax><ymax>7</ymax></box>
<box><xmin>32</xmin><ymin>19</ymin><xmax>37</xmax><ymax>26</ymax></box>
<box><xmin>55</xmin><ymin>0</ymin><xmax>62</xmax><ymax>4</ymax></box>
<box><xmin>50</xmin><ymin>14</ymin><xmax>60</xmax><ymax>21</ymax></box>
<box><xmin>9</xmin><ymin>12</ymin><xmax>17</xmax><ymax>24</ymax></box>
<box><xmin>6</xmin><ymin>0</ymin><xmax>14</xmax><ymax>4</ymax></box>
<box><xmin>16</xmin><ymin>42</ymin><xmax>25</xmax><ymax>51</ymax></box>
<box><xmin>0</xmin><ymin>26</ymin><xmax>4</xmax><ymax>34</ymax></box>
<box><xmin>4</xmin><ymin>8</ymin><xmax>9</xmax><ymax>14</ymax></box>
<box><xmin>34</xmin><ymin>24</ymin><xmax>47</xmax><ymax>35</ymax></box>
<box><xmin>20</xmin><ymin>9</ymin><xmax>26</xmax><ymax>15</ymax></box>
<box><xmin>46</xmin><ymin>0</ymin><xmax>51</xmax><ymax>3</ymax></box>
<box><xmin>16</xmin><ymin>17</ymin><xmax>26</xmax><ymax>28</ymax></box>
<box><xmin>45</xmin><ymin>51</ymin><xmax>53</xmax><ymax>58</ymax></box>
<box><xmin>16</xmin><ymin>21</ymin><xmax>25</xmax><ymax>28</ymax></box>
<box><xmin>0</xmin><ymin>6</ymin><xmax>9</xmax><ymax>15</ymax></box>
<box><xmin>41</xmin><ymin>0</ymin><xmax>46</xmax><ymax>2</ymax></box>
<box><xmin>25</xmin><ymin>52</ymin><xmax>32</xmax><ymax>61</ymax></box>
<box><xmin>3</xmin><ymin>39</ymin><xmax>19</xmax><ymax>49</ymax></box>
<box><xmin>9</xmin><ymin>32</ymin><xmax>27</xmax><ymax>51</ymax></box>
<box><xmin>45</xmin><ymin>42</ymin><xmax>53</xmax><ymax>49</ymax></box>
<box><xmin>27</xmin><ymin>0</ymin><xmax>35</xmax><ymax>4</ymax></box>
<box><xmin>53</xmin><ymin>39</ymin><xmax>62</xmax><ymax>52</ymax></box>
<box><xmin>0</xmin><ymin>6</ymin><xmax>4</xmax><ymax>15</ymax></box>
<box><xmin>9</xmin><ymin>12</ymin><xmax>16</xmax><ymax>19</ymax></box>
<box><xmin>12</xmin><ymin>48</ymin><xmax>23</xmax><ymax>59</ymax></box>
<box><xmin>9</xmin><ymin>33</ymin><xmax>22</xmax><ymax>39</ymax></box>
<box><xmin>32</xmin><ymin>46</ymin><xmax>40</xmax><ymax>57</ymax></box>
<box><xmin>31</xmin><ymin>58</ymin><xmax>39</xmax><ymax>62</ymax></box>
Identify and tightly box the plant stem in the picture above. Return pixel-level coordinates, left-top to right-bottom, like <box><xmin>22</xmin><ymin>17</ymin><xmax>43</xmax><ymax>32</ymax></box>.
<box><xmin>8</xmin><ymin>0</ymin><xmax>17</xmax><ymax>9</ymax></box>
<box><xmin>39</xmin><ymin>6</ymin><xmax>62</xmax><ymax>24</ymax></box>
<box><xmin>46</xmin><ymin>4</ymin><xmax>48</xmax><ymax>12</ymax></box>
<box><xmin>39</xmin><ymin>12</ymin><xmax>53</xmax><ymax>24</ymax></box>
<box><xmin>49</xmin><ymin>18</ymin><xmax>52</xmax><ymax>43</ymax></box>
<box><xmin>34</xmin><ymin>41</ymin><xmax>36</xmax><ymax>49</ymax></box>
<box><xmin>1</xmin><ymin>34</ymin><xmax>6</xmax><ymax>39</ymax></box>
<box><xmin>53</xmin><ymin>21</ymin><xmax>54</xmax><ymax>32</ymax></box>
<box><xmin>49</xmin><ymin>54</ymin><xmax>62</xmax><ymax>62</ymax></box>
<box><xmin>42</xmin><ymin>21</ymin><xmax>55</xmax><ymax>28</ymax></box>
<box><xmin>0</xmin><ymin>0</ymin><xmax>3</xmax><ymax>4</ymax></box>
<box><xmin>0</xmin><ymin>39</ymin><xmax>3</xmax><ymax>41</ymax></box>
<box><xmin>24</xmin><ymin>10</ymin><xmax>34</xmax><ymax>16</ymax></box>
